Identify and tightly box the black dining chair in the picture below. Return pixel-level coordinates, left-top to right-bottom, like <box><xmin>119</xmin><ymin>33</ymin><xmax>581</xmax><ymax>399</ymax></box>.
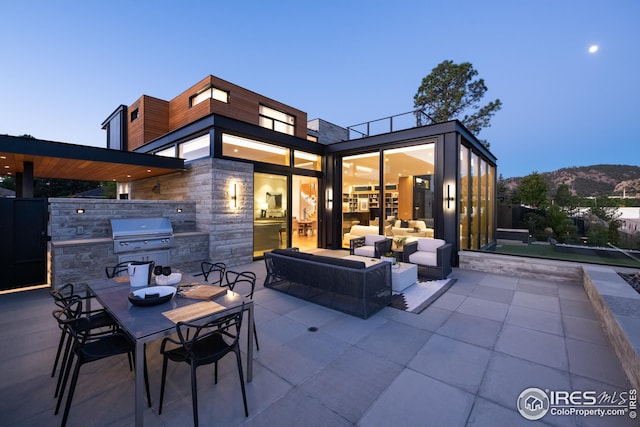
<box><xmin>224</xmin><ymin>270</ymin><xmax>259</xmax><ymax>351</ymax></box>
<box><xmin>52</xmin><ymin>298</ymin><xmax>151</xmax><ymax>427</ymax></box>
<box><xmin>105</xmin><ymin>261</ymin><xmax>130</xmax><ymax>279</ymax></box>
<box><xmin>200</xmin><ymin>261</ymin><xmax>226</xmax><ymax>285</ymax></box>
<box><xmin>159</xmin><ymin>303</ymin><xmax>248</xmax><ymax>426</ymax></box>
<box><xmin>50</xmin><ymin>283</ymin><xmax>118</xmax><ymax>395</ymax></box>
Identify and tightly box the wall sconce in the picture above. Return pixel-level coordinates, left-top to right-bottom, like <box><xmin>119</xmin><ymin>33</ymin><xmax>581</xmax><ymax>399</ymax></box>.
<box><xmin>228</xmin><ymin>182</ymin><xmax>238</xmax><ymax>209</ymax></box>
<box><xmin>445</xmin><ymin>184</ymin><xmax>455</xmax><ymax>209</ymax></box>
<box><xmin>176</xmin><ymin>208</ymin><xmax>183</xmax><ymax>213</ymax></box>
<box><xmin>76</xmin><ymin>208</ymin><xmax>85</xmax><ymax>214</ymax></box>
<box><xmin>326</xmin><ymin>189</ymin><xmax>333</xmax><ymax>210</ymax></box>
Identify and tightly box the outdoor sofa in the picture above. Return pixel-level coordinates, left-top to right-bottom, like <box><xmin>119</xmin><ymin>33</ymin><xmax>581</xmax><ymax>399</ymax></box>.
<box><xmin>263</xmin><ymin>249</ymin><xmax>392</xmax><ymax>318</ymax></box>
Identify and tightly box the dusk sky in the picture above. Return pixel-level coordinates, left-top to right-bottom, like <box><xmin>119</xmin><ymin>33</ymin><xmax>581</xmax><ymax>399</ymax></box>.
<box><xmin>1</xmin><ymin>0</ymin><xmax>638</xmax><ymax>178</ymax></box>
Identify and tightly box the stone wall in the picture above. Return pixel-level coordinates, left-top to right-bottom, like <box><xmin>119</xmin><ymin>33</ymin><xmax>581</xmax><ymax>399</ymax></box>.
<box><xmin>49</xmin><ymin>198</ymin><xmax>207</xmax><ymax>287</ymax></box>
<box><xmin>458</xmin><ymin>251</ymin><xmax>584</xmax><ymax>284</ymax></box>
<box><xmin>582</xmin><ymin>266</ymin><xmax>640</xmax><ymax>391</ymax></box>
<box><xmin>131</xmin><ymin>157</ymin><xmax>254</xmax><ymax>268</ymax></box>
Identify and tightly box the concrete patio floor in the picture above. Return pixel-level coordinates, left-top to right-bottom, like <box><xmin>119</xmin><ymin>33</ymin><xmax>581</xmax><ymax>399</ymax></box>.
<box><xmin>1</xmin><ymin>251</ymin><xmax>636</xmax><ymax>427</ymax></box>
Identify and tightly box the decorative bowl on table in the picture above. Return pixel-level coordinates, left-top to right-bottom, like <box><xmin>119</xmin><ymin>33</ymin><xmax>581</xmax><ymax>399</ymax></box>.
<box><xmin>128</xmin><ymin>286</ymin><xmax>177</xmax><ymax>307</ymax></box>
<box><xmin>155</xmin><ymin>272</ymin><xmax>182</xmax><ymax>286</ymax></box>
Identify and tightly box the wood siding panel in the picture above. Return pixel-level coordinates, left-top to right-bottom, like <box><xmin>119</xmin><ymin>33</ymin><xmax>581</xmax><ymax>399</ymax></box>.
<box><xmin>168</xmin><ymin>75</ymin><xmax>308</xmax><ymax>139</ymax></box>
<box><xmin>128</xmin><ymin>75</ymin><xmax>309</xmax><ymax>150</ymax></box>
<box><xmin>142</xmin><ymin>96</ymin><xmax>169</xmax><ymax>144</ymax></box>
<box><xmin>127</xmin><ymin>98</ymin><xmax>143</xmax><ymax>151</ymax></box>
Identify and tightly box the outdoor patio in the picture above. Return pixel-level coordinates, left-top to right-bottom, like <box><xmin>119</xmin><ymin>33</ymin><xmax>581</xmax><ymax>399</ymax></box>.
<box><xmin>1</xmin><ymin>251</ymin><xmax>636</xmax><ymax>427</ymax></box>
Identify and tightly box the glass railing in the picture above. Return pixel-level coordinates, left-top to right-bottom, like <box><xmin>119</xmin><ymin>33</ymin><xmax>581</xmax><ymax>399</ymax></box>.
<box><xmin>346</xmin><ymin>110</ymin><xmax>434</xmax><ymax>140</ymax></box>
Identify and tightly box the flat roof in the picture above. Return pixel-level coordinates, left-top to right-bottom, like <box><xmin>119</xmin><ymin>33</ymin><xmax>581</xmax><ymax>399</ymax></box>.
<box><xmin>0</xmin><ymin>135</ymin><xmax>184</xmax><ymax>182</ymax></box>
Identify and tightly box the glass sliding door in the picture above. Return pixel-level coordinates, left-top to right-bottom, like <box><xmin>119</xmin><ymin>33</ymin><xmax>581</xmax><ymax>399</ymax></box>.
<box><xmin>292</xmin><ymin>175</ymin><xmax>318</xmax><ymax>251</ymax></box>
<box><xmin>459</xmin><ymin>146</ymin><xmax>470</xmax><ymax>250</ymax></box>
<box><xmin>470</xmin><ymin>152</ymin><xmax>480</xmax><ymax>249</ymax></box>
<box><xmin>341</xmin><ymin>152</ymin><xmax>380</xmax><ymax>248</ymax></box>
<box><xmin>253</xmin><ymin>173</ymin><xmax>288</xmax><ymax>257</ymax></box>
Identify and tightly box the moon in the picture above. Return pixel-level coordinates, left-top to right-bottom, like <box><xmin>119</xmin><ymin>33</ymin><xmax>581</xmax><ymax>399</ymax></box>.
<box><xmin>589</xmin><ymin>45</ymin><xmax>599</xmax><ymax>53</ymax></box>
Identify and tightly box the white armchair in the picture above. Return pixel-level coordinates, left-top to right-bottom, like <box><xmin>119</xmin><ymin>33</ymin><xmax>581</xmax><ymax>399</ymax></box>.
<box><xmin>402</xmin><ymin>238</ymin><xmax>452</xmax><ymax>279</ymax></box>
<box><xmin>349</xmin><ymin>234</ymin><xmax>392</xmax><ymax>258</ymax></box>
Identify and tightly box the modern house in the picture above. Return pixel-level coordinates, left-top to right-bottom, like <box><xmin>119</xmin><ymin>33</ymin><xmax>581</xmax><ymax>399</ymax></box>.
<box><xmin>102</xmin><ymin>75</ymin><xmax>497</xmax><ymax>267</ymax></box>
<box><xmin>1</xmin><ymin>74</ymin><xmax>496</xmax><ymax>289</ymax></box>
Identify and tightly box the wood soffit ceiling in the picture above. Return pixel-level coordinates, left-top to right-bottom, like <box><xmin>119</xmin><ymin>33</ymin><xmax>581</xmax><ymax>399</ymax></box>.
<box><xmin>0</xmin><ymin>136</ymin><xmax>184</xmax><ymax>182</ymax></box>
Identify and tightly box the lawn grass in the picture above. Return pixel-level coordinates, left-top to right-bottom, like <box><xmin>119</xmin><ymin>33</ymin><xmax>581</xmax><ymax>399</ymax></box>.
<box><xmin>494</xmin><ymin>244</ymin><xmax>640</xmax><ymax>269</ymax></box>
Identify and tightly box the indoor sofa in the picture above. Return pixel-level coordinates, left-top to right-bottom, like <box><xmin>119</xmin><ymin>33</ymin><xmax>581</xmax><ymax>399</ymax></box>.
<box><xmin>263</xmin><ymin>249</ymin><xmax>391</xmax><ymax>318</ymax></box>
<box><xmin>342</xmin><ymin>225</ymin><xmax>384</xmax><ymax>247</ymax></box>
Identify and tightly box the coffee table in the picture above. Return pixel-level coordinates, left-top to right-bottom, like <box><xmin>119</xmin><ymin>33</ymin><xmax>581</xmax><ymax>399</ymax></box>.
<box><xmin>390</xmin><ymin>262</ymin><xmax>417</xmax><ymax>292</ymax></box>
<box><xmin>344</xmin><ymin>255</ymin><xmax>417</xmax><ymax>293</ymax></box>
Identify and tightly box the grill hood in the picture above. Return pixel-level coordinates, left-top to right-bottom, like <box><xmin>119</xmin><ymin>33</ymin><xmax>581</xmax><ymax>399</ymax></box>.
<box><xmin>110</xmin><ymin>217</ymin><xmax>173</xmax><ymax>239</ymax></box>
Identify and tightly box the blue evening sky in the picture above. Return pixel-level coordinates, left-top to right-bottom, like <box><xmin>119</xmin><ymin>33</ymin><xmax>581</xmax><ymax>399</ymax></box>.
<box><xmin>1</xmin><ymin>0</ymin><xmax>638</xmax><ymax>178</ymax></box>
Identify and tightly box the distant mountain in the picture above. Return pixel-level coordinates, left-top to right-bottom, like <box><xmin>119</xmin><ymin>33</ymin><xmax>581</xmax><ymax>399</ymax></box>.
<box><xmin>503</xmin><ymin>164</ymin><xmax>640</xmax><ymax>197</ymax></box>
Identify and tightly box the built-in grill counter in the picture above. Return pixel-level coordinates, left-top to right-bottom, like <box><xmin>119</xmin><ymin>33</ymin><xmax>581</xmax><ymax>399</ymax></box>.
<box><xmin>49</xmin><ymin>199</ymin><xmax>208</xmax><ymax>288</ymax></box>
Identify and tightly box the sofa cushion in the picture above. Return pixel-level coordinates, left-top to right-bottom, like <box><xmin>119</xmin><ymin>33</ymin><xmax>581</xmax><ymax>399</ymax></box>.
<box><xmin>354</xmin><ymin>246</ymin><xmax>376</xmax><ymax>258</ymax></box>
<box><xmin>270</xmin><ymin>249</ymin><xmax>365</xmax><ymax>269</ymax></box>
<box><xmin>271</xmin><ymin>248</ymin><xmax>315</xmax><ymax>261</ymax></box>
<box><xmin>417</xmin><ymin>238</ymin><xmax>445</xmax><ymax>252</ymax></box>
<box><xmin>308</xmin><ymin>255</ymin><xmax>366</xmax><ymax>269</ymax></box>
<box><xmin>409</xmin><ymin>220</ymin><xmax>427</xmax><ymax>229</ymax></box>
<box><xmin>364</xmin><ymin>234</ymin><xmax>386</xmax><ymax>245</ymax></box>
<box><xmin>409</xmin><ymin>251</ymin><xmax>438</xmax><ymax>267</ymax></box>
<box><xmin>349</xmin><ymin>225</ymin><xmax>379</xmax><ymax>237</ymax></box>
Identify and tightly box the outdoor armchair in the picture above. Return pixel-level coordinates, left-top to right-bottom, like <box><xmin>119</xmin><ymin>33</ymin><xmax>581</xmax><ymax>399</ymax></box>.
<box><xmin>402</xmin><ymin>238</ymin><xmax>453</xmax><ymax>280</ymax></box>
<box><xmin>349</xmin><ymin>234</ymin><xmax>392</xmax><ymax>258</ymax></box>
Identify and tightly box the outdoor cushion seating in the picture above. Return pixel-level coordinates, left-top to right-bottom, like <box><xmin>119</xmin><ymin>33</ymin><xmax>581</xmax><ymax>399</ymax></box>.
<box><xmin>349</xmin><ymin>234</ymin><xmax>392</xmax><ymax>258</ymax></box>
<box><xmin>264</xmin><ymin>249</ymin><xmax>391</xmax><ymax>318</ymax></box>
<box><xmin>402</xmin><ymin>238</ymin><xmax>453</xmax><ymax>280</ymax></box>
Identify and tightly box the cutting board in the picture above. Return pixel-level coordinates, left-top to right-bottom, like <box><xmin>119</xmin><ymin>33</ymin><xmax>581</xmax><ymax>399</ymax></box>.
<box><xmin>162</xmin><ymin>301</ymin><xmax>226</xmax><ymax>323</ymax></box>
<box><xmin>181</xmin><ymin>285</ymin><xmax>227</xmax><ymax>300</ymax></box>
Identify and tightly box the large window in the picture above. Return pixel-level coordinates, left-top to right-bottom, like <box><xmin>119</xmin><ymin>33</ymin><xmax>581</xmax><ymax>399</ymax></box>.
<box><xmin>459</xmin><ymin>146</ymin><xmax>470</xmax><ymax>250</ymax></box>
<box><xmin>155</xmin><ymin>146</ymin><xmax>176</xmax><ymax>158</ymax></box>
<box><xmin>253</xmin><ymin>173</ymin><xmax>288</xmax><ymax>257</ymax></box>
<box><xmin>460</xmin><ymin>145</ymin><xmax>495</xmax><ymax>250</ymax></box>
<box><xmin>190</xmin><ymin>86</ymin><xmax>229</xmax><ymax>107</ymax></box>
<box><xmin>259</xmin><ymin>105</ymin><xmax>295</xmax><ymax>136</ymax></box>
<box><xmin>341</xmin><ymin>152</ymin><xmax>380</xmax><ymax>247</ymax></box>
<box><xmin>294</xmin><ymin>150</ymin><xmax>321</xmax><ymax>171</ymax></box>
<box><xmin>178</xmin><ymin>134</ymin><xmax>210</xmax><ymax>161</ymax></box>
<box><xmin>222</xmin><ymin>133</ymin><xmax>290</xmax><ymax>166</ymax></box>
<box><xmin>383</xmin><ymin>144</ymin><xmax>436</xmax><ymax>240</ymax></box>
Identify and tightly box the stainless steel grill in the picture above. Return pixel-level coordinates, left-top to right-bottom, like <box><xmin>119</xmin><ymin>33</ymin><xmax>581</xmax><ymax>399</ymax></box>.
<box><xmin>110</xmin><ymin>217</ymin><xmax>174</xmax><ymax>254</ymax></box>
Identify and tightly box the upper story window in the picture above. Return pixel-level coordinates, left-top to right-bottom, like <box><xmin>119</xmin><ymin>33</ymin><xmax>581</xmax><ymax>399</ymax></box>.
<box><xmin>259</xmin><ymin>105</ymin><xmax>295</xmax><ymax>136</ymax></box>
<box><xmin>155</xmin><ymin>146</ymin><xmax>176</xmax><ymax>157</ymax></box>
<box><xmin>294</xmin><ymin>150</ymin><xmax>321</xmax><ymax>171</ymax></box>
<box><xmin>222</xmin><ymin>133</ymin><xmax>289</xmax><ymax>166</ymax></box>
<box><xmin>130</xmin><ymin>108</ymin><xmax>139</xmax><ymax>122</ymax></box>
<box><xmin>178</xmin><ymin>134</ymin><xmax>210</xmax><ymax>161</ymax></box>
<box><xmin>190</xmin><ymin>86</ymin><xmax>229</xmax><ymax>107</ymax></box>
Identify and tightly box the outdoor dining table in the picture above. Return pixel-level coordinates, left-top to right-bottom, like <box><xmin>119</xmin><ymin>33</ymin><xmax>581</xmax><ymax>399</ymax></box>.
<box><xmin>84</xmin><ymin>277</ymin><xmax>254</xmax><ymax>427</ymax></box>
